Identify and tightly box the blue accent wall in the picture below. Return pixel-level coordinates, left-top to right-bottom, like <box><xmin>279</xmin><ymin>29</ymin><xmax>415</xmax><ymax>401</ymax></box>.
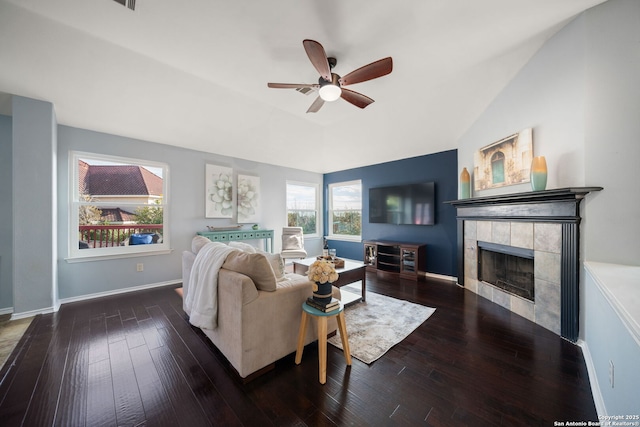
<box><xmin>324</xmin><ymin>149</ymin><xmax>458</xmax><ymax>277</ymax></box>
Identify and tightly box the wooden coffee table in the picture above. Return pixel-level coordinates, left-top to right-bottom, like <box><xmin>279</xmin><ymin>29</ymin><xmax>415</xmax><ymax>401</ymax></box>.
<box><xmin>292</xmin><ymin>258</ymin><xmax>366</xmax><ymax>306</ymax></box>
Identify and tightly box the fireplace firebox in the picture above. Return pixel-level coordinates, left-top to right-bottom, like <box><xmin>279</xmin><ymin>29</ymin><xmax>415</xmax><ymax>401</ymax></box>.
<box><xmin>477</xmin><ymin>241</ymin><xmax>534</xmax><ymax>302</ymax></box>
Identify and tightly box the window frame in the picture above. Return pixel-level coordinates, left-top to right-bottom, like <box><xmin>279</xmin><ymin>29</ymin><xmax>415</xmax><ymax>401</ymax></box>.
<box><xmin>327</xmin><ymin>179</ymin><xmax>362</xmax><ymax>242</ymax></box>
<box><xmin>286</xmin><ymin>181</ymin><xmax>320</xmax><ymax>238</ymax></box>
<box><xmin>67</xmin><ymin>151</ymin><xmax>170</xmax><ymax>262</ymax></box>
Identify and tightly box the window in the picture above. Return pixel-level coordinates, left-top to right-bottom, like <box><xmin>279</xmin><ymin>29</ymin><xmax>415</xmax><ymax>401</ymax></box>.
<box><xmin>69</xmin><ymin>151</ymin><xmax>169</xmax><ymax>260</ymax></box>
<box><xmin>286</xmin><ymin>181</ymin><xmax>319</xmax><ymax>236</ymax></box>
<box><xmin>328</xmin><ymin>180</ymin><xmax>361</xmax><ymax>240</ymax></box>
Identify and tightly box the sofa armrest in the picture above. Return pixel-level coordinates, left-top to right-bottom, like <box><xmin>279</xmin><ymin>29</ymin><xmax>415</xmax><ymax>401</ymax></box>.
<box><xmin>182</xmin><ymin>251</ymin><xmax>196</xmax><ymax>297</ymax></box>
<box><xmin>217</xmin><ymin>268</ymin><xmax>260</xmax><ymax>307</ymax></box>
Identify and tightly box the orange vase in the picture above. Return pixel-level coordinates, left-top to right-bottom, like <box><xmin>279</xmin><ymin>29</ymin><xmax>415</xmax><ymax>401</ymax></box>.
<box><xmin>530</xmin><ymin>156</ymin><xmax>547</xmax><ymax>191</ymax></box>
<box><xmin>460</xmin><ymin>167</ymin><xmax>471</xmax><ymax>199</ymax></box>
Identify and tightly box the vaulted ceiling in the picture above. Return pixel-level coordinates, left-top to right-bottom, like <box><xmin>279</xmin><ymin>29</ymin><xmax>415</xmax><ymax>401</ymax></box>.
<box><xmin>0</xmin><ymin>0</ymin><xmax>606</xmax><ymax>172</ymax></box>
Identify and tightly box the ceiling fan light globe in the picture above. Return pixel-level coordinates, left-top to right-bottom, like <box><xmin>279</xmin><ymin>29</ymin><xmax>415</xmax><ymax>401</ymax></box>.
<box><xmin>319</xmin><ymin>84</ymin><xmax>342</xmax><ymax>102</ymax></box>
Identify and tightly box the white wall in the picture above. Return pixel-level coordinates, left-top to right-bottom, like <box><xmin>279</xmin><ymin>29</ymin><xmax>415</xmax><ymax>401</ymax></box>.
<box><xmin>581</xmin><ymin>0</ymin><xmax>640</xmax><ymax>416</ymax></box>
<box><xmin>0</xmin><ymin>115</ymin><xmax>13</xmax><ymax>311</ymax></box>
<box><xmin>2</xmin><ymin>100</ymin><xmax>323</xmax><ymax>310</ymax></box>
<box><xmin>457</xmin><ymin>14</ymin><xmax>587</xmax><ymax>195</ymax></box>
<box><xmin>584</xmin><ymin>263</ymin><xmax>640</xmax><ymax>416</ymax></box>
<box><xmin>457</xmin><ymin>0</ymin><xmax>639</xmax><ymax>266</ymax></box>
<box><xmin>583</xmin><ymin>0</ymin><xmax>640</xmax><ymax>265</ymax></box>
<box><xmin>56</xmin><ymin>125</ymin><xmax>323</xmax><ymax>300</ymax></box>
<box><xmin>456</xmin><ymin>0</ymin><xmax>640</xmax><ymax>417</ymax></box>
<box><xmin>12</xmin><ymin>97</ymin><xmax>58</xmax><ymax>314</ymax></box>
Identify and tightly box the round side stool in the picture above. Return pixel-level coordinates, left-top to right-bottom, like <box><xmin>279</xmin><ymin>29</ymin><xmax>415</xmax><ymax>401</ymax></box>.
<box><xmin>295</xmin><ymin>301</ymin><xmax>352</xmax><ymax>384</ymax></box>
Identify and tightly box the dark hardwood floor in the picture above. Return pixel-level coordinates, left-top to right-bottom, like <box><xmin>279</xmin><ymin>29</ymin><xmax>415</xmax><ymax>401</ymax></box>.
<box><xmin>0</xmin><ymin>273</ymin><xmax>597</xmax><ymax>426</ymax></box>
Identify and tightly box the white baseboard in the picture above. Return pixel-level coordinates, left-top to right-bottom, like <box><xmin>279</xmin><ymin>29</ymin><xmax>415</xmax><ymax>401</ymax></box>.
<box><xmin>423</xmin><ymin>272</ymin><xmax>458</xmax><ymax>284</ymax></box>
<box><xmin>58</xmin><ymin>279</ymin><xmax>181</xmax><ymax>306</ymax></box>
<box><xmin>11</xmin><ymin>306</ymin><xmax>55</xmax><ymax>320</ymax></box>
<box><xmin>7</xmin><ymin>280</ymin><xmax>181</xmax><ymax>320</ymax></box>
<box><xmin>578</xmin><ymin>339</ymin><xmax>607</xmax><ymax>417</ymax></box>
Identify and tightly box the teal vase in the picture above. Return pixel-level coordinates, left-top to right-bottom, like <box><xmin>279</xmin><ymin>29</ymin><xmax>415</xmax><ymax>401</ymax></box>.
<box><xmin>530</xmin><ymin>156</ymin><xmax>547</xmax><ymax>191</ymax></box>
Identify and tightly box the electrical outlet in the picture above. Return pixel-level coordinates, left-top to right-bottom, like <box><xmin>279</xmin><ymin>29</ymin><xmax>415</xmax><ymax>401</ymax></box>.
<box><xmin>136</xmin><ymin>263</ymin><xmax>144</xmax><ymax>272</ymax></box>
<box><xmin>609</xmin><ymin>360</ymin><xmax>614</xmax><ymax>388</ymax></box>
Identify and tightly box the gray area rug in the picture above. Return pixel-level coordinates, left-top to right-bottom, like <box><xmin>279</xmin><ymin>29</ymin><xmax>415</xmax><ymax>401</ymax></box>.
<box><xmin>328</xmin><ymin>287</ymin><xmax>436</xmax><ymax>364</ymax></box>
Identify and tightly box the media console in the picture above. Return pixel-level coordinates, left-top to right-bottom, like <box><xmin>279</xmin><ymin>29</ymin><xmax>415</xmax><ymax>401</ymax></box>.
<box><xmin>363</xmin><ymin>240</ymin><xmax>426</xmax><ymax>281</ymax></box>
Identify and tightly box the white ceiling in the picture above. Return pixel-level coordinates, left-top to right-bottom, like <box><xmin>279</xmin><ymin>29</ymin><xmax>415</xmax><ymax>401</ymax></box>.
<box><xmin>0</xmin><ymin>0</ymin><xmax>606</xmax><ymax>173</ymax></box>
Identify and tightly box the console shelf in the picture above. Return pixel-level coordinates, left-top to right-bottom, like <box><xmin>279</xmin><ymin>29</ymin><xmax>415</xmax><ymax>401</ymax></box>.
<box><xmin>363</xmin><ymin>240</ymin><xmax>426</xmax><ymax>281</ymax></box>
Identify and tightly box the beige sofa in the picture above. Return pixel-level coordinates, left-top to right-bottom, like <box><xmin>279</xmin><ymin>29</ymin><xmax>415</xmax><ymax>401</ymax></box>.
<box><xmin>182</xmin><ymin>236</ymin><xmax>339</xmax><ymax>380</ymax></box>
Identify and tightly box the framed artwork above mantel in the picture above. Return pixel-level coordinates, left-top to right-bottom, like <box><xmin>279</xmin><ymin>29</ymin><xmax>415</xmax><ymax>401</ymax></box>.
<box><xmin>473</xmin><ymin>128</ymin><xmax>533</xmax><ymax>191</ymax></box>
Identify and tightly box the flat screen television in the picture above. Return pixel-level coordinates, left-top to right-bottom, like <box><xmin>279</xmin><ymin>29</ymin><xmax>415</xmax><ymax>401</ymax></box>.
<box><xmin>369</xmin><ymin>182</ymin><xmax>435</xmax><ymax>225</ymax></box>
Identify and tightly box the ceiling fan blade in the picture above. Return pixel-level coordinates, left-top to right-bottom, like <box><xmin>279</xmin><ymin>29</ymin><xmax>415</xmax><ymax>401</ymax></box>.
<box><xmin>268</xmin><ymin>83</ymin><xmax>319</xmax><ymax>89</ymax></box>
<box><xmin>303</xmin><ymin>39</ymin><xmax>331</xmax><ymax>81</ymax></box>
<box><xmin>340</xmin><ymin>88</ymin><xmax>374</xmax><ymax>109</ymax></box>
<box><xmin>306</xmin><ymin>96</ymin><xmax>325</xmax><ymax>113</ymax></box>
<box><xmin>339</xmin><ymin>57</ymin><xmax>393</xmax><ymax>86</ymax></box>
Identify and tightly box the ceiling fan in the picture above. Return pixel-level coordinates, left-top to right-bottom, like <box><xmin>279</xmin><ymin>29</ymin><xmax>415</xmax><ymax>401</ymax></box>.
<box><xmin>267</xmin><ymin>39</ymin><xmax>393</xmax><ymax>113</ymax></box>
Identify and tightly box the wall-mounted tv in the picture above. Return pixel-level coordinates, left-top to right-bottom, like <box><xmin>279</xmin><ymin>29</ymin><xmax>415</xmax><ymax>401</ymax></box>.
<box><xmin>369</xmin><ymin>182</ymin><xmax>435</xmax><ymax>225</ymax></box>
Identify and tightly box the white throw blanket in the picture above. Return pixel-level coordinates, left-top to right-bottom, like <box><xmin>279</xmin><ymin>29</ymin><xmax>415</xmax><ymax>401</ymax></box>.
<box><xmin>184</xmin><ymin>242</ymin><xmax>238</xmax><ymax>329</ymax></box>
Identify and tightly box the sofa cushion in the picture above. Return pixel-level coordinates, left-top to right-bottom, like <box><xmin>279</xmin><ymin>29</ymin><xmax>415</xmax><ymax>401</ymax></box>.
<box><xmin>228</xmin><ymin>241</ymin><xmax>257</xmax><ymax>253</ymax></box>
<box><xmin>260</xmin><ymin>251</ymin><xmax>286</xmax><ymax>282</ymax></box>
<box><xmin>192</xmin><ymin>235</ymin><xmax>213</xmax><ymax>254</ymax></box>
<box><xmin>283</xmin><ymin>234</ymin><xmax>302</xmax><ymax>250</ymax></box>
<box><xmin>222</xmin><ymin>251</ymin><xmax>277</xmax><ymax>291</ymax></box>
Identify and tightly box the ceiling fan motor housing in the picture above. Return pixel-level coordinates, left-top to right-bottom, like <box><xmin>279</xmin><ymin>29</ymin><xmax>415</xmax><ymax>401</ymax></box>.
<box><xmin>318</xmin><ymin>73</ymin><xmax>342</xmax><ymax>101</ymax></box>
<box><xmin>319</xmin><ymin>73</ymin><xmax>341</xmax><ymax>87</ymax></box>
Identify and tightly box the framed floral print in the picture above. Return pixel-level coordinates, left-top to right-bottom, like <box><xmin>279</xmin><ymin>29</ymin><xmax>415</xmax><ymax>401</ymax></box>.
<box><xmin>237</xmin><ymin>174</ymin><xmax>260</xmax><ymax>223</ymax></box>
<box><xmin>205</xmin><ymin>164</ymin><xmax>233</xmax><ymax>218</ymax></box>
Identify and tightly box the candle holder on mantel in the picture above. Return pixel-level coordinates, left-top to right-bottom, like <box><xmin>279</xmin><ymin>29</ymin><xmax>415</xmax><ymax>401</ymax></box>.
<box><xmin>530</xmin><ymin>156</ymin><xmax>547</xmax><ymax>191</ymax></box>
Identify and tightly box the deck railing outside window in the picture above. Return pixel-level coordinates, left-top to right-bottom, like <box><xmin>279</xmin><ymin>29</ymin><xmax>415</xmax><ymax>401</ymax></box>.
<box><xmin>79</xmin><ymin>224</ymin><xmax>163</xmax><ymax>248</ymax></box>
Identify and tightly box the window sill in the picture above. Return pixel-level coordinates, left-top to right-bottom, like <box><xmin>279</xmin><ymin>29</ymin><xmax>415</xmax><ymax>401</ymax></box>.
<box><xmin>327</xmin><ymin>235</ymin><xmax>362</xmax><ymax>243</ymax></box>
<box><xmin>65</xmin><ymin>248</ymin><xmax>173</xmax><ymax>263</ymax></box>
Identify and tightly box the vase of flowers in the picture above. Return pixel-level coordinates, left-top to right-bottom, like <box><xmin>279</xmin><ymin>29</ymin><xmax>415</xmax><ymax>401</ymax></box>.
<box><xmin>307</xmin><ymin>259</ymin><xmax>339</xmax><ymax>304</ymax></box>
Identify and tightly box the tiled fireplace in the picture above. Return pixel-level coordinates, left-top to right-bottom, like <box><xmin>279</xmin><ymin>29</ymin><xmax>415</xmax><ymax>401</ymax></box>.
<box><xmin>464</xmin><ymin>220</ymin><xmax>563</xmax><ymax>335</ymax></box>
<box><xmin>448</xmin><ymin>187</ymin><xmax>601</xmax><ymax>342</ymax></box>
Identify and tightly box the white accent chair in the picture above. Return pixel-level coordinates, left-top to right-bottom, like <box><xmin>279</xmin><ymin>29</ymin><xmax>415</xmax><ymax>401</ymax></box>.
<box><xmin>280</xmin><ymin>227</ymin><xmax>308</xmax><ymax>260</ymax></box>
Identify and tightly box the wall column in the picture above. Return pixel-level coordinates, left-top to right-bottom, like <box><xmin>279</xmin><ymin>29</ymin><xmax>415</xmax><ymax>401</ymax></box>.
<box><xmin>12</xmin><ymin>96</ymin><xmax>58</xmax><ymax>315</ymax></box>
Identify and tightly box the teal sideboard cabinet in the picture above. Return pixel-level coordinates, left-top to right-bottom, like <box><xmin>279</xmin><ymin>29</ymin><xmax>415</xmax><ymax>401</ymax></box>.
<box><xmin>197</xmin><ymin>229</ymin><xmax>274</xmax><ymax>253</ymax></box>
